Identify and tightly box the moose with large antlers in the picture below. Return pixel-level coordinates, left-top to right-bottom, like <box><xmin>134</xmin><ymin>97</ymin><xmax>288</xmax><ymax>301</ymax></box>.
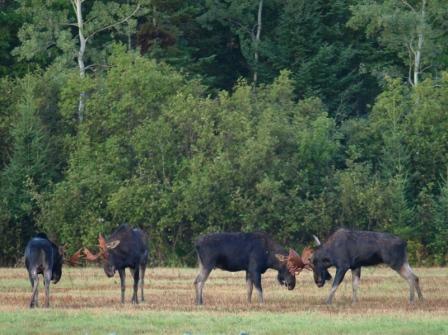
<box><xmin>310</xmin><ymin>228</ymin><xmax>424</xmax><ymax>304</ymax></box>
<box><xmin>193</xmin><ymin>232</ymin><xmax>312</xmax><ymax>304</ymax></box>
<box><xmin>84</xmin><ymin>225</ymin><xmax>149</xmax><ymax>304</ymax></box>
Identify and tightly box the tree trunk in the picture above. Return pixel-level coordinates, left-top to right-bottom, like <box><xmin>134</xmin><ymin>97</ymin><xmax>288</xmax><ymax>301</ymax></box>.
<box><xmin>152</xmin><ymin>4</ymin><xmax>157</xmax><ymax>27</ymax></box>
<box><xmin>127</xmin><ymin>0</ymin><xmax>132</xmax><ymax>50</ymax></box>
<box><xmin>73</xmin><ymin>0</ymin><xmax>86</xmax><ymax>122</ymax></box>
<box><xmin>253</xmin><ymin>0</ymin><xmax>263</xmax><ymax>85</ymax></box>
<box><xmin>413</xmin><ymin>0</ymin><xmax>426</xmax><ymax>87</ymax></box>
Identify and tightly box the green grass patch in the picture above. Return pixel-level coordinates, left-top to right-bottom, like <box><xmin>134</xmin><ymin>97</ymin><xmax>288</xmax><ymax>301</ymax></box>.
<box><xmin>0</xmin><ymin>310</ymin><xmax>447</xmax><ymax>335</ymax></box>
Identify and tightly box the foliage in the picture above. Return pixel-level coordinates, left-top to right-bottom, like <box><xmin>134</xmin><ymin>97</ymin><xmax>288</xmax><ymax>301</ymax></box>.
<box><xmin>13</xmin><ymin>0</ymin><xmax>149</xmax><ymax>69</ymax></box>
<box><xmin>0</xmin><ymin>74</ymin><xmax>56</xmax><ymax>264</ymax></box>
<box><xmin>1</xmin><ymin>1</ymin><xmax>448</xmax><ymax>265</ymax></box>
<box><xmin>348</xmin><ymin>0</ymin><xmax>448</xmax><ymax>86</ymax></box>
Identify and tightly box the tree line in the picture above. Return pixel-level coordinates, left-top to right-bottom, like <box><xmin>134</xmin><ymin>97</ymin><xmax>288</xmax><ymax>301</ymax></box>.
<box><xmin>0</xmin><ymin>0</ymin><xmax>447</xmax><ymax>265</ymax></box>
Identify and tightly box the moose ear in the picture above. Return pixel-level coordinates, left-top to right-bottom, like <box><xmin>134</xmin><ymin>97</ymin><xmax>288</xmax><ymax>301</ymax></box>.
<box><xmin>275</xmin><ymin>253</ymin><xmax>288</xmax><ymax>263</ymax></box>
<box><xmin>106</xmin><ymin>240</ymin><xmax>120</xmax><ymax>249</ymax></box>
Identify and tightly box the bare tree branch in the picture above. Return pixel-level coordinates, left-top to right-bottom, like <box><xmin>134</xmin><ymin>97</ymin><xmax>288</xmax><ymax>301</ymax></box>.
<box><xmin>85</xmin><ymin>63</ymin><xmax>111</xmax><ymax>72</ymax></box>
<box><xmin>420</xmin><ymin>64</ymin><xmax>432</xmax><ymax>72</ymax></box>
<box><xmin>61</xmin><ymin>22</ymin><xmax>79</xmax><ymax>28</ymax></box>
<box><xmin>70</xmin><ymin>0</ymin><xmax>78</xmax><ymax>17</ymax></box>
<box><xmin>400</xmin><ymin>0</ymin><xmax>416</xmax><ymax>13</ymax></box>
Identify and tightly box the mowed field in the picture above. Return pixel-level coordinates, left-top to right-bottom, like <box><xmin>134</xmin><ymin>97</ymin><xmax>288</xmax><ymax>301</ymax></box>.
<box><xmin>0</xmin><ymin>266</ymin><xmax>447</xmax><ymax>334</ymax></box>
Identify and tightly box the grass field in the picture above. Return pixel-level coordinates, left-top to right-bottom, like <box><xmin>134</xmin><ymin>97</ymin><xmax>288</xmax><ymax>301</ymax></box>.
<box><xmin>0</xmin><ymin>266</ymin><xmax>447</xmax><ymax>334</ymax></box>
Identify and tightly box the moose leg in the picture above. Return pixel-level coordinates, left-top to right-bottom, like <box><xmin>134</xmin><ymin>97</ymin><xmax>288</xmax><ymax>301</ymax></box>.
<box><xmin>43</xmin><ymin>270</ymin><xmax>52</xmax><ymax>308</ymax></box>
<box><xmin>246</xmin><ymin>271</ymin><xmax>254</xmax><ymax>303</ymax></box>
<box><xmin>396</xmin><ymin>262</ymin><xmax>423</xmax><ymax>302</ymax></box>
<box><xmin>194</xmin><ymin>266</ymin><xmax>212</xmax><ymax>305</ymax></box>
<box><xmin>130</xmin><ymin>267</ymin><xmax>140</xmax><ymax>304</ymax></box>
<box><xmin>118</xmin><ymin>269</ymin><xmax>126</xmax><ymax>304</ymax></box>
<box><xmin>326</xmin><ymin>267</ymin><xmax>348</xmax><ymax>305</ymax></box>
<box><xmin>250</xmin><ymin>271</ymin><xmax>264</xmax><ymax>303</ymax></box>
<box><xmin>29</xmin><ymin>273</ymin><xmax>39</xmax><ymax>308</ymax></box>
<box><xmin>414</xmin><ymin>270</ymin><xmax>424</xmax><ymax>300</ymax></box>
<box><xmin>139</xmin><ymin>265</ymin><xmax>146</xmax><ymax>302</ymax></box>
<box><xmin>35</xmin><ymin>285</ymin><xmax>39</xmax><ymax>307</ymax></box>
<box><xmin>351</xmin><ymin>267</ymin><xmax>361</xmax><ymax>303</ymax></box>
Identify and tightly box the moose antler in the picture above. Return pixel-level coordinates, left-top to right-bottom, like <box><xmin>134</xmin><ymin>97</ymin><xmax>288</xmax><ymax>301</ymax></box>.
<box><xmin>83</xmin><ymin>233</ymin><xmax>121</xmax><ymax>262</ymax></box>
<box><xmin>66</xmin><ymin>248</ymin><xmax>84</xmax><ymax>266</ymax></box>
<box><xmin>301</xmin><ymin>246</ymin><xmax>314</xmax><ymax>270</ymax></box>
<box><xmin>312</xmin><ymin>235</ymin><xmax>321</xmax><ymax>246</ymax></box>
<box><xmin>285</xmin><ymin>247</ymin><xmax>315</xmax><ymax>275</ymax></box>
<box><xmin>286</xmin><ymin>249</ymin><xmax>305</xmax><ymax>275</ymax></box>
<box><xmin>98</xmin><ymin>233</ymin><xmax>107</xmax><ymax>253</ymax></box>
<box><xmin>58</xmin><ymin>244</ymin><xmax>84</xmax><ymax>266</ymax></box>
<box><xmin>83</xmin><ymin>247</ymin><xmax>103</xmax><ymax>261</ymax></box>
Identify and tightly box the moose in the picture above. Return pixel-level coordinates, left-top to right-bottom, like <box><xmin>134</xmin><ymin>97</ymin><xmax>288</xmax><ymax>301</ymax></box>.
<box><xmin>84</xmin><ymin>225</ymin><xmax>149</xmax><ymax>304</ymax></box>
<box><xmin>311</xmin><ymin>228</ymin><xmax>424</xmax><ymax>304</ymax></box>
<box><xmin>193</xmin><ymin>232</ymin><xmax>312</xmax><ymax>305</ymax></box>
<box><xmin>24</xmin><ymin>233</ymin><xmax>82</xmax><ymax>308</ymax></box>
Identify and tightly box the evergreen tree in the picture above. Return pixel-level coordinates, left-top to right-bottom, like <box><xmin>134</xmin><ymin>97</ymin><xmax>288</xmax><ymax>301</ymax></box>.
<box><xmin>0</xmin><ymin>75</ymin><xmax>55</xmax><ymax>264</ymax></box>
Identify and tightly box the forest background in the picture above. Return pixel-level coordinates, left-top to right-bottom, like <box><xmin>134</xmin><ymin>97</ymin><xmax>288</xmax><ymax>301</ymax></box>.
<box><xmin>0</xmin><ymin>0</ymin><xmax>447</xmax><ymax>266</ymax></box>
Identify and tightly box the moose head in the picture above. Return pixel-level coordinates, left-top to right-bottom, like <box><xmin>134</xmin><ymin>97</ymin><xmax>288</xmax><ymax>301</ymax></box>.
<box><xmin>83</xmin><ymin>234</ymin><xmax>121</xmax><ymax>277</ymax></box>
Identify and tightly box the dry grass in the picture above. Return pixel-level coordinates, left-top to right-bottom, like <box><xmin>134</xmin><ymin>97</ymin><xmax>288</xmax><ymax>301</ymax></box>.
<box><xmin>0</xmin><ymin>266</ymin><xmax>447</xmax><ymax>334</ymax></box>
<box><xmin>1</xmin><ymin>266</ymin><xmax>447</xmax><ymax>314</ymax></box>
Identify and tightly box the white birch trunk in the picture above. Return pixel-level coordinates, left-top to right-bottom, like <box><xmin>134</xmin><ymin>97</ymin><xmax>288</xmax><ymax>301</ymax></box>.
<box><xmin>413</xmin><ymin>0</ymin><xmax>426</xmax><ymax>87</ymax></box>
<box><xmin>253</xmin><ymin>0</ymin><xmax>263</xmax><ymax>84</ymax></box>
<box><xmin>73</xmin><ymin>0</ymin><xmax>86</xmax><ymax>122</ymax></box>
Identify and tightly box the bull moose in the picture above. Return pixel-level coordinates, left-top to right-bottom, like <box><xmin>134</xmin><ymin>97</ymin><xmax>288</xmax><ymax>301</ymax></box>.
<box><xmin>311</xmin><ymin>228</ymin><xmax>424</xmax><ymax>304</ymax></box>
<box><xmin>84</xmin><ymin>225</ymin><xmax>149</xmax><ymax>304</ymax></box>
<box><xmin>193</xmin><ymin>232</ymin><xmax>311</xmax><ymax>305</ymax></box>
<box><xmin>24</xmin><ymin>233</ymin><xmax>82</xmax><ymax>308</ymax></box>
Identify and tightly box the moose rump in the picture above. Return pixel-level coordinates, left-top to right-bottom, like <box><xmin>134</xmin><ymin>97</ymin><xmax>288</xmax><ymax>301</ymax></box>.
<box><xmin>194</xmin><ymin>232</ymin><xmax>308</xmax><ymax>305</ymax></box>
<box><xmin>24</xmin><ymin>233</ymin><xmax>64</xmax><ymax>308</ymax></box>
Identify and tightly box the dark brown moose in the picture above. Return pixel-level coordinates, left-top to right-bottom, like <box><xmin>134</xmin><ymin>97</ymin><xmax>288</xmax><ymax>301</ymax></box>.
<box><xmin>83</xmin><ymin>225</ymin><xmax>149</xmax><ymax>304</ymax></box>
<box><xmin>24</xmin><ymin>233</ymin><xmax>82</xmax><ymax>308</ymax></box>
<box><xmin>193</xmin><ymin>232</ymin><xmax>311</xmax><ymax>305</ymax></box>
<box><xmin>311</xmin><ymin>228</ymin><xmax>424</xmax><ymax>304</ymax></box>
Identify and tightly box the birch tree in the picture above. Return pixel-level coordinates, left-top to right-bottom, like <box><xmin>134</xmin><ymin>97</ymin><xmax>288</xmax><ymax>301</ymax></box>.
<box><xmin>253</xmin><ymin>0</ymin><xmax>263</xmax><ymax>84</ymax></box>
<box><xmin>348</xmin><ymin>0</ymin><xmax>447</xmax><ymax>87</ymax></box>
<box><xmin>199</xmin><ymin>0</ymin><xmax>266</xmax><ymax>85</ymax></box>
<box><xmin>14</xmin><ymin>0</ymin><xmax>145</xmax><ymax>121</ymax></box>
